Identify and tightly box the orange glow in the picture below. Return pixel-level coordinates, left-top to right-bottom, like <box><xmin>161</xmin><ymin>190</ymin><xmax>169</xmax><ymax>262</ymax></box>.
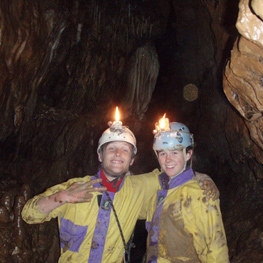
<box><xmin>115</xmin><ymin>107</ymin><xmax>120</xmax><ymax>122</ymax></box>
<box><xmin>155</xmin><ymin>113</ymin><xmax>169</xmax><ymax>132</ymax></box>
<box><xmin>160</xmin><ymin>113</ymin><xmax>166</xmax><ymax>129</ymax></box>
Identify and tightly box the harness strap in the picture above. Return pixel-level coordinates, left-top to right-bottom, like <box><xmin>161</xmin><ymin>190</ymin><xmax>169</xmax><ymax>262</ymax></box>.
<box><xmin>96</xmin><ymin>174</ymin><xmax>132</xmax><ymax>263</ymax></box>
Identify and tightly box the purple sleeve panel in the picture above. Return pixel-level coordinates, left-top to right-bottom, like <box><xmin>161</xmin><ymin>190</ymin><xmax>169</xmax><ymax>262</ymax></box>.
<box><xmin>147</xmin><ymin>190</ymin><xmax>167</xmax><ymax>263</ymax></box>
<box><xmin>145</xmin><ymin>221</ymin><xmax>151</xmax><ymax>232</ymax></box>
<box><xmin>60</xmin><ymin>217</ymin><xmax>88</xmax><ymax>253</ymax></box>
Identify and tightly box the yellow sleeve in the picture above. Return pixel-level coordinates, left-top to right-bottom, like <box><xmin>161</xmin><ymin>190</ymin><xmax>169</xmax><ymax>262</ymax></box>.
<box><xmin>191</xmin><ymin>197</ymin><xmax>229</xmax><ymax>262</ymax></box>
<box><xmin>22</xmin><ymin>176</ymin><xmax>91</xmax><ymax>224</ymax></box>
<box><xmin>136</xmin><ymin>169</ymin><xmax>160</xmax><ymax>219</ymax></box>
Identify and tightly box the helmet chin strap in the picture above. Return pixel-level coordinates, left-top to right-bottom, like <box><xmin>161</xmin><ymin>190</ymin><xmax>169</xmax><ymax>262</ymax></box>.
<box><xmin>169</xmin><ymin>148</ymin><xmax>188</xmax><ymax>181</ymax></box>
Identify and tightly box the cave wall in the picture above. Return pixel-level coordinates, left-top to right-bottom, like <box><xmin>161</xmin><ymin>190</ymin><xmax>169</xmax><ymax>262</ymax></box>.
<box><xmin>223</xmin><ymin>0</ymin><xmax>263</xmax><ymax>261</ymax></box>
<box><xmin>0</xmin><ymin>0</ymin><xmax>168</xmax><ymax>191</ymax></box>
<box><xmin>0</xmin><ymin>1</ymin><xmax>167</xmax><ymax>261</ymax></box>
<box><xmin>224</xmin><ymin>0</ymin><xmax>263</xmax><ymax>160</ymax></box>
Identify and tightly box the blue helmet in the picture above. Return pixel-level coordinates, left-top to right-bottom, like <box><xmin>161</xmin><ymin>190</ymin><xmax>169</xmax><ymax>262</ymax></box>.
<box><xmin>153</xmin><ymin>122</ymin><xmax>194</xmax><ymax>152</ymax></box>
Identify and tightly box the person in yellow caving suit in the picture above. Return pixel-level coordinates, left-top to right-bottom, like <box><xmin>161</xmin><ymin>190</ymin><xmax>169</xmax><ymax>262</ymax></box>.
<box><xmin>146</xmin><ymin>120</ymin><xmax>229</xmax><ymax>263</ymax></box>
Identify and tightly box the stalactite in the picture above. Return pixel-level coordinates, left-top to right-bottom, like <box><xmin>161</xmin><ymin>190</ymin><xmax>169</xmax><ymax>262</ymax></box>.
<box><xmin>125</xmin><ymin>43</ymin><xmax>160</xmax><ymax>120</ymax></box>
<box><xmin>20</xmin><ymin>184</ymin><xmax>31</xmax><ymax>202</ymax></box>
<box><xmin>0</xmin><ymin>206</ymin><xmax>10</xmax><ymax>223</ymax></box>
<box><xmin>1</xmin><ymin>192</ymin><xmax>12</xmax><ymax>213</ymax></box>
<box><xmin>13</xmin><ymin>195</ymin><xmax>26</xmax><ymax>249</ymax></box>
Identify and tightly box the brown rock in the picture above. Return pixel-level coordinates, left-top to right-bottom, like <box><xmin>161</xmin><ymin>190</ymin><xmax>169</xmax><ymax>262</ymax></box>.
<box><xmin>0</xmin><ymin>206</ymin><xmax>10</xmax><ymax>223</ymax></box>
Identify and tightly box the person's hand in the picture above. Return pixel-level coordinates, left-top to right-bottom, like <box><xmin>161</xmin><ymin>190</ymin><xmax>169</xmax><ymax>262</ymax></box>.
<box><xmin>36</xmin><ymin>179</ymin><xmax>106</xmax><ymax>214</ymax></box>
<box><xmin>64</xmin><ymin>178</ymin><xmax>106</xmax><ymax>204</ymax></box>
<box><xmin>195</xmin><ymin>172</ymin><xmax>220</xmax><ymax>201</ymax></box>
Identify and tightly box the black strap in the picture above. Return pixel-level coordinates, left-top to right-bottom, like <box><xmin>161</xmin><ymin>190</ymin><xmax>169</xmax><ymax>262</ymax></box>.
<box><xmin>95</xmin><ymin>175</ymin><xmax>132</xmax><ymax>263</ymax></box>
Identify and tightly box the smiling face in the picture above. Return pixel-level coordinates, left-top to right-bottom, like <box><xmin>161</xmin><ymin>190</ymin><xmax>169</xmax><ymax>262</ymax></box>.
<box><xmin>157</xmin><ymin>149</ymin><xmax>192</xmax><ymax>177</ymax></box>
<box><xmin>98</xmin><ymin>141</ymin><xmax>135</xmax><ymax>180</ymax></box>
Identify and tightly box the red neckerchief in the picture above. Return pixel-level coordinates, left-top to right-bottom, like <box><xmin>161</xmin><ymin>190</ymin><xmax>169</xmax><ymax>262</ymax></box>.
<box><xmin>100</xmin><ymin>169</ymin><xmax>124</xmax><ymax>193</ymax></box>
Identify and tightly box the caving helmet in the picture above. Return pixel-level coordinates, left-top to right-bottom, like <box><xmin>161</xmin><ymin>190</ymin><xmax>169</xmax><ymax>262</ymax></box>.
<box><xmin>153</xmin><ymin>121</ymin><xmax>194</xmax><ymax>175</ymax></box>
<box><xmin>97</xmin><ymin>123</ymin><xmax>137</xmax><ymax>155</ymax></box>
<box><xmin>153</xmin><ymin>122</ymin><xmax>194</xmax><ymax>153</ymax></box>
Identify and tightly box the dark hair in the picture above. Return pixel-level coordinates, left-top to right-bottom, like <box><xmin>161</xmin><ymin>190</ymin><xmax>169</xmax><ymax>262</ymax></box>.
<box><xmin>186</xmin><ymin>146</ymin><xmax>193</xmax><ymax>153</ymax></box>
<box><xmin>186</xmin><ymin>146</ymin><xmax>194</xmax><ymax>168</ymax></box>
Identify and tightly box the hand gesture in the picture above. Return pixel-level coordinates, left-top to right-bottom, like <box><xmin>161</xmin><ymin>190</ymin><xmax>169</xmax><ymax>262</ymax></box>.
<box><xmin>36</xmin><ymin>178</ymin><xmax>106</xmax><ymax>214</ymax></box>
<box><xmin>64</xmin><ymin>178</ymin><xmax>106</xmax><ymax>203</ymax></box>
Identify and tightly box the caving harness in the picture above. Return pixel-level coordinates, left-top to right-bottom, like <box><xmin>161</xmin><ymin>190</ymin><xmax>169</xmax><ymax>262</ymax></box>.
<box><xmin>96</xmin><ymin>174</ymin><xmax>134</xmax><ymax>263</ymax></box>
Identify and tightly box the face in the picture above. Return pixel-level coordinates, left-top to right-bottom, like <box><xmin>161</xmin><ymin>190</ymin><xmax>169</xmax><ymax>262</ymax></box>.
<box><xmin>98</xmin><ymin>141</ymin><xmax>134</xmax><ymax>180</ymax></box>
<box><xmin>157</xmin><ymin>149</ymin><xmax>192</xmax><ymax>177</ymax></box>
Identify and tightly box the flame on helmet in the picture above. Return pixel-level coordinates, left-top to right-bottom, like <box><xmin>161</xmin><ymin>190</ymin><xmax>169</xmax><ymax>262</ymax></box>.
<box><xmin>160</xmin><ymin>113</ymin><xmax>166</xmax><ymax>129</ymax></box>
<box><xmin>154</xmin><ymin>113</ymin><xmax>169</xmax><ymax>134</ymax></box>
<box><xmin>115</xmin><ymin>107</ymin><xmax>120</xmax><ymax>122</ymax></box>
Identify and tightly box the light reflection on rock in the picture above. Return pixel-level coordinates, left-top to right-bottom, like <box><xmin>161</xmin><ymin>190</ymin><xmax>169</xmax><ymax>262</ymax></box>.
<box><xmin>0</xmin><ymin>180</ymin><xmax>59</xmax><ymax>262</ymax></box>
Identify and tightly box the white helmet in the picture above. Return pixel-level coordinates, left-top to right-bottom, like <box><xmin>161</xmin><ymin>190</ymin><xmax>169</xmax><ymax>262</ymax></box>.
<box><xmin>97</xmin><ymin>124</ymin><xmax>137</xmax><ymax>154</ymax></box>
<box><xmin>153</xmin><ymin>122</ymin><xmax>194</xmax><ymax>153</ymax></box>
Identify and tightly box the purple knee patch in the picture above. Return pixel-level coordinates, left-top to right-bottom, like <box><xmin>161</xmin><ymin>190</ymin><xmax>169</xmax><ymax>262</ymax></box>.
<box><xmin>60</xmin><ymin>217</ymin><xmax>88</xmax><ymax>253</ymax></box>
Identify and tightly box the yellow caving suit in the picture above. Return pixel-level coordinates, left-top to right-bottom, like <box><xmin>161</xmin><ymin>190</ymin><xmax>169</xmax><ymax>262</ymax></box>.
<box><xmin>22</xmin><ymin>169</ymin><xmax>160</xmax><ymax>263</ymax></box>
<box><xmin>146</xmin><ymin>168</ymin><xmax>229</xmax><ymax>263</ymax></box>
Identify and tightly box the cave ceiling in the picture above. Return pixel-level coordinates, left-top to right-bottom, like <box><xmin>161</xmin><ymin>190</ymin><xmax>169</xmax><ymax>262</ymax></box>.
<box><xmin>0</xmin><ymin>0</ymin><xmax>263</xmax><ymax>262</ymax></box>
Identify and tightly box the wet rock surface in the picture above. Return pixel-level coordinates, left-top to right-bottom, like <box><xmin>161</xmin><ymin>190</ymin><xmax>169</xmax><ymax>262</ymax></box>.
<box><xmin>0</xmin><ymin>180</ymin><xmax>59</xmax><ymax>262</ymax></box>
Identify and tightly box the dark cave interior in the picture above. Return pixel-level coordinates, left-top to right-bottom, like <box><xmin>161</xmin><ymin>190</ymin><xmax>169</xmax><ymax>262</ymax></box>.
<box><xmin>0</xmin><ymin>0</ymin><xmax>263</xmax><ymax>262</ymax></box>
